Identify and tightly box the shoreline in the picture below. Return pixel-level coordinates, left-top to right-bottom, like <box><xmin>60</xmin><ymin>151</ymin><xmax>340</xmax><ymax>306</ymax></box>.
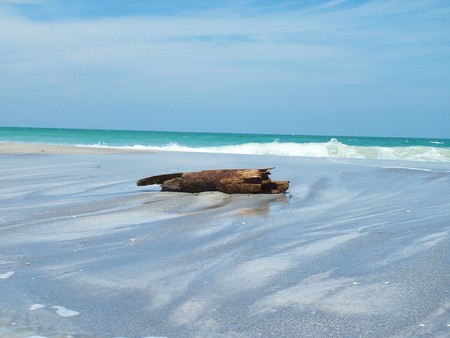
<box><xmin>0</xmin><ymin>141</ymin><xmax>157</xmax><ymax>155</ymax></box>
<box><xmin>2</xmin><ymin>141</ymin><xmax>450</xmax><ymax>165</ymax></box>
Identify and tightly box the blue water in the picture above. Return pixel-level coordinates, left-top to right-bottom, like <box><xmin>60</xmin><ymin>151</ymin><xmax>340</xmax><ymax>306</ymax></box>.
<box><xmin>1</xmin><ymin>126</ymin><xmax>450</xmax><ymax>162</ymax></box>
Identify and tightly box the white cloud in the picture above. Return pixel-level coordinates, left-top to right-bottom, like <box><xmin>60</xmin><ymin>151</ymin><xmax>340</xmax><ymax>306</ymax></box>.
<box><xmin>2</xmin><ymin>15</ymin><xmax>447</xmax><ymax>84</ymax></box>
<box><xmin>1</xmin><ymin>0</ymin><xmax>449</xmax><ymax>133</ymax></box>
<box><xmin>0</xmin><ymin>13</ymin><xmax>355</xmax><ymax>91</ymax></box>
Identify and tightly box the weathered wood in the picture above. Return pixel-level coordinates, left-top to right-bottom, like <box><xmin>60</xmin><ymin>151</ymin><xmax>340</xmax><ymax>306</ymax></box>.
<box><xmin>137</xmin><ymin>168</ymin><xmax>289</xmax><ymax>194</ymax></box>
<box><xmin>136</xmin><ymin>173</ymin><xmax>183</xmax><ymax>186</ymax></box>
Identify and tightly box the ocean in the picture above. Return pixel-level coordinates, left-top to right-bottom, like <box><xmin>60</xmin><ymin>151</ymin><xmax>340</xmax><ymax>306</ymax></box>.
<box><xmin>1</xmin><ymin>126</ymin><xmax>450</xmax><ymax>162</ymax></box>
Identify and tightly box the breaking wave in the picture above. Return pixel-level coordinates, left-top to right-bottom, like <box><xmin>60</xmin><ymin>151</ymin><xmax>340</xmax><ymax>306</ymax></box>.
<box><xmin>120</xmin><ymin>138</ymin><xmax>450</xmax><ymax>162</ymax></box>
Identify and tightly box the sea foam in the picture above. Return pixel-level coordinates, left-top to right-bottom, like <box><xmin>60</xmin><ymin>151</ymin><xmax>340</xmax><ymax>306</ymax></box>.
<box><xmin>124</xmin><ymin>138</ymin><xmax>450</xmax><ymax>162</ymax></box>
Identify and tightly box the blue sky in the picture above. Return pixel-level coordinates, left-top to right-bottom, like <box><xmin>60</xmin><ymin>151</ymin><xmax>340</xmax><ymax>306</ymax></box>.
<box><xmin>1</xmin><ymin>0</ymin><xmax>450</xmax><ymax>138</ymax></box>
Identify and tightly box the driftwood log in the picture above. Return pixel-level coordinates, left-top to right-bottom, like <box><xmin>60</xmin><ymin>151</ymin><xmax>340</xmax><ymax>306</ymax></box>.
<box><xmin>137</xmin><ymin>168</ymin><xmax>289</xmax><ymax>194</ymax></box>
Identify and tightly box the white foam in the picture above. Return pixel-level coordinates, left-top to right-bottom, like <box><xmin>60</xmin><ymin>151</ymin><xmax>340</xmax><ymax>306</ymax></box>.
<box><xmin>29</xmin><ymin>303</ymin><xmax>46</xmax><ymax>311</ymax></box>
<box><xmin>52</xmin><ymin>305</ymin><xmax>80</xmax><ymax>317</ymax></box>
<box><xmin>86</xmin><ymin>139</ymin><xmax>450</xmax><ymax>162</ymax></box>
<box><xmin>0</xmin><ymin>271</ymin><xmax>15</xmax><ymax>279</ymax></box>
<box><xmin>348</xmin><ymin>163</ymin><xmax>450</xmax><ymax>173</ymax></box>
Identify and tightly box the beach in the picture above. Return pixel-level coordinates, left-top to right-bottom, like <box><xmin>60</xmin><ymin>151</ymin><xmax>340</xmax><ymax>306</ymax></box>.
<box><xmin>1</xmin><ymin>143</ymin><xmax>449</xmax><ymax>337</ymax></box>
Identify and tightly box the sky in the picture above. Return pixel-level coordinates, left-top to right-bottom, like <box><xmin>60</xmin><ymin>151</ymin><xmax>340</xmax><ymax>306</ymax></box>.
<box><xmin>1</xmin><ymin>0</ymin><xmax>450</xmax><ymax>138</ymax></box>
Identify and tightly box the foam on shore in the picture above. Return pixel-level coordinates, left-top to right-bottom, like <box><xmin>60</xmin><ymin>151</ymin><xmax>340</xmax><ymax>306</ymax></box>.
<box><xmin>2</xmin><ymin>140</ymin><xmax>450</xmax><ymax>162</ymax></box>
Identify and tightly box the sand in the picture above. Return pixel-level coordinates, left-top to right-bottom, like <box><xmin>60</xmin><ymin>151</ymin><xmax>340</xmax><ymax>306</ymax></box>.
<box><xmin>1</xmin><ymin>143</ymin><xmax>449</xmax><ymax>337</ymax></box>
<box><xmin>0</xmin><ymin>142</ymin><xmax>152</xmax><ymax>155</ymax></box>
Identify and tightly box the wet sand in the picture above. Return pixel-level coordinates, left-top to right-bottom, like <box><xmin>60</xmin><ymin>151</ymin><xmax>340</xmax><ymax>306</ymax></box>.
<box><xmin>1</xmin><ymin>143</ymin><xmax>449</xmax><ymax>337</ymax></box>
<box><xmin>0</xmin><ymin>142</ymin><xmax>152</xmax><ymax>155</ymax></box>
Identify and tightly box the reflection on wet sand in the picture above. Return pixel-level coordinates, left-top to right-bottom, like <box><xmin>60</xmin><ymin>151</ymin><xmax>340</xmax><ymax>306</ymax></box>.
<box><xmin>1</xmin><ymin>151</ymin><xmax>450</xmax><ymax>337</ymax></box>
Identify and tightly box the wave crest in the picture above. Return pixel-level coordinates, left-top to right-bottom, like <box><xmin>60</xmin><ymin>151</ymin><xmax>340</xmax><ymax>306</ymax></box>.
<box><xmin>126</xmin><ymin>139</ymin><xmax>450</xmax><ymax>162</ymax></box>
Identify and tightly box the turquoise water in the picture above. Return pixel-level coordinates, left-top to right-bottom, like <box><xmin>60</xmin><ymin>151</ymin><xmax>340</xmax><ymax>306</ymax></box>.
<box><xmin>1</xmin><ymin>126</ymin><xmax>450</xmax><ymax>161</ymax></box>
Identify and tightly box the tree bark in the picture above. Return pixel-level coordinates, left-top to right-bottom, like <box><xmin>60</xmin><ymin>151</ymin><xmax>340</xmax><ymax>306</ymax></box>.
<box><xmin>137</xmin><ymin>168</ymin><xmax>289</xmax><ymax>194</ymax></box>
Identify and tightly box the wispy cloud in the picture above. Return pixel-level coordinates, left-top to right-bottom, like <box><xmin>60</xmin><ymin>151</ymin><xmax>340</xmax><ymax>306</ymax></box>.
<box><xmin>1</xmin><ymin>0</ymin><xmax>450</xmax><ymax>135</ymax></box>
